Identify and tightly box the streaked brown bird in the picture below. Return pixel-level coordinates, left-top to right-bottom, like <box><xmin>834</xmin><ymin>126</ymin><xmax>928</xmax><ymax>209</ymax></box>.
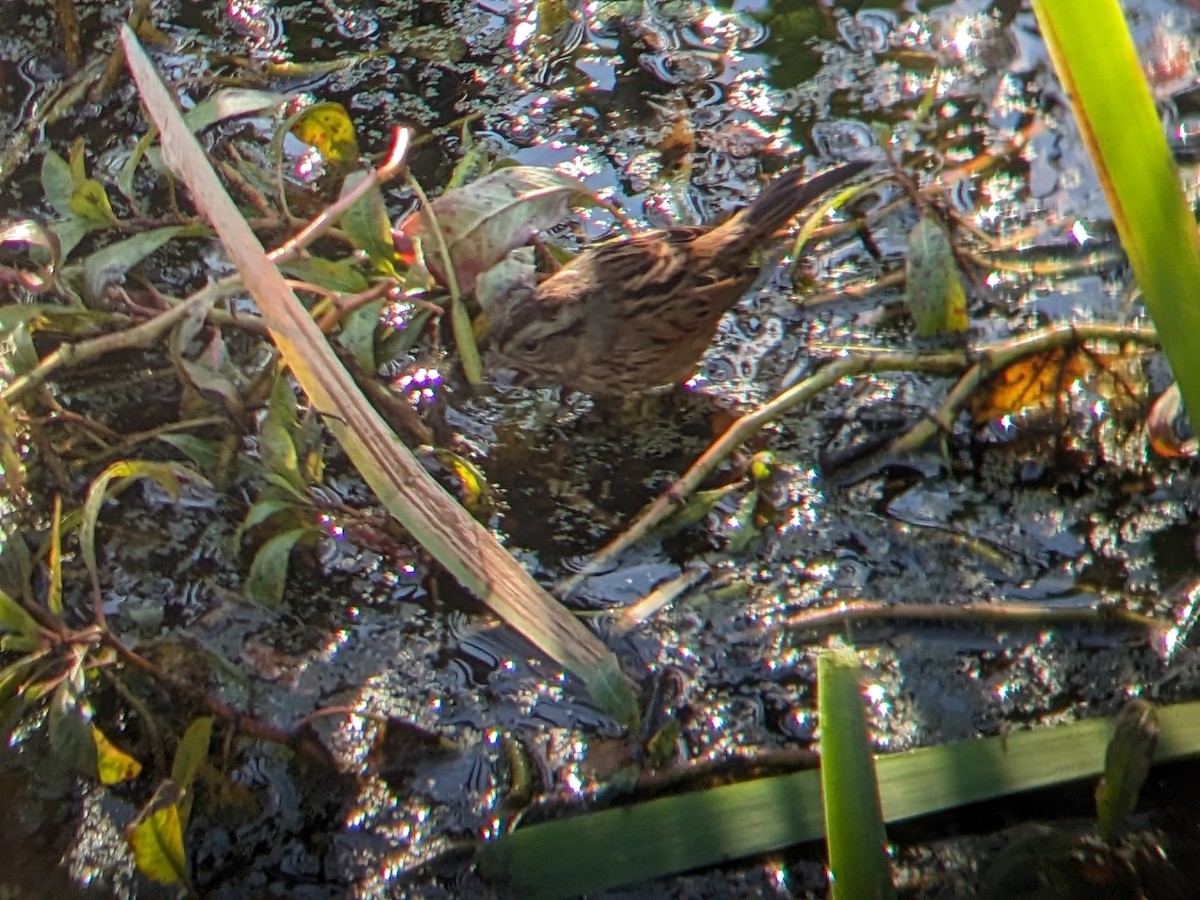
<box><xmin>489</xmin><ymin>159</ymin><xmax>870</xmax><ymax>395</ymax></box>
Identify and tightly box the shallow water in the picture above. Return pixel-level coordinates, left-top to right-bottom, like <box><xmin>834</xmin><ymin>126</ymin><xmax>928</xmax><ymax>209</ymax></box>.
<box><xmin>2</xmin><ymin>0</ymin><xmax>1200</xmax><ymax>896</ymax></box>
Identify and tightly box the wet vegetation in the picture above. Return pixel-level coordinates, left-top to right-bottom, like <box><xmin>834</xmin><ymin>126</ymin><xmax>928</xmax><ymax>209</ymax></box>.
<box><xmin>3</xmin><ymin>0</ymin><xmax>1200</xmax><ymax>897</ymax></box>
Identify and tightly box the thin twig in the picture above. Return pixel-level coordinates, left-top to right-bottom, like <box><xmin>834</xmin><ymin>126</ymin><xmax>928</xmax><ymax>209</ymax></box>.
<box><xmin>0</xmin><ymin>287</ymin><xmax>219</xmax><ymax>407</ymax></box>
<box><xmin>557</xmin><ymin>322</ymin><xmax>1162</xmax><ymax>598</ymax></box>
<box><xmin>763</xmin><ymin>597</ymin><xmax>1169</xmax><ymax>636</ymax></box>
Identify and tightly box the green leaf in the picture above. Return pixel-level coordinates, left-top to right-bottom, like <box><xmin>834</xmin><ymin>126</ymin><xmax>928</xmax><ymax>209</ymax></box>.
<box><xmin>177</xmin><ymin>350</ymin><xmax>246</xmax><ymax>418</ymax></box>
<box><xmin>172</xmin><ymin>716</ymin><xmax>213</xmax><ymax>827</ymax></box>
<box><xmin>339</xmin><ymin>171</ymin><xmax>398</xmax><ymax>273</ymax></box>
<box><xmin>0</xmin><ymin>305</ymin><xmax>115</xmax><ymax>338</ymax></box>
<box><xmin>0</xmin><ymin>321</ymin><xmax>39</xmax><ymax>389</ymax></box>
<box><xmin>171</xmin><ymin>717</ymin><xmax>212</xmax><ymax>791</ymax></box>
<box><xmin>126</xmin><ymin>782</ymin><xmax>189</xmax><ymax>886</ymax></box>
<box><xmin>48</xmin><ymin>682</ymin><xmax>99</xmax><ymax>778</ymax></box>
<box><xmin>266</xmin><ymin>369</ymin><xmax>299</xmax><ymax>430</ymax></box>
<box><xmin>41</xmin><ymin>150</ymin><xmax>76</xmax><ymax>217</ymax></box>
<box><xmin>1095</xmin><ymin>699</ymin><xmax>1158</xmax><ymax>844</ymax></box>
<box><xmin>279</xmin><ymin>256</ymin><xmax>370</xmax><ymax>294</ymax></box>
<box><xmin>80</xmin><ymin>461</ymin><xmax>195</xmax><ymax>609</ymax></box>
<box><xmin>450</xmin><ymin>291</ymin><xmax>482</xmax><ymax>385</ymax></box>
<box><xmin>237</xmin><ymin>498</ymin><xmax>302</xmax><ymax>543</ymax></box>
<box><xmin>68</xmin><ymin>179</ymin><xmax>120</xmax><ymax>226</ymax></box>
<box><xmin>183</xmin><ymin>88</ymin><xmax>287</xmax><ymax>133</ymax></box>
<box><xmin>117</xmin><ymin>129</ymin><xmax>158</xmax><ymax>209</ymax></box>
<box><xmin>427</xmin><ymin>448</ymin><xmax>488</xmax><ymax>510</ymax></box>
<box><xmin>47</xmin><ymin>496</ymin><xmax>63</xmax><ymax>616</ymax></box>
<box><xmin>337</xmin><ymin>299</ymin><xmax>384</xmax><ymax>372</ymax></box>
<box><xmin>724</xmin><ymin>487</ymin><xmax>761</xmax><ymax>554</ymax></box>
<box><xmin>1032</xmin><ymin>0</ymin><xmax>1200</xmax><ymax>432</ymax></box>
<box><xmin>0</xmin><ymin>589</ymin><xmax>42</xmax><ymax>651</ymax></box>
<box><xmin>158</xmin><ymin>434</ymin><xmax>222</xmax><ymax>472</ymax></box>
<box><xmin>47</xmin><ymin>215</ymin><xmax>96</xmax><ymax>262</ymax></box>
<box><xmin>905</xmin><ymin>214</ymin><xmax>968</xmax><ymax>337</ymax></box>
<box><xmin>818</xmin><ymin>645</ymin><xmax>895</xmax><ymax>900</ymax></box>
<box><xmin>260</xmin><ymin>407</ymin><xmax>302</xmax><ymax>492</ymax></box>
<box><xmin>0</xmin><ymin>654</ymin><xmax>41</xmax><ymax>736</ymax></box>
<box><xmin>244</xmin><ymin>527</ymin><xmax>308</xmax><ymax>607</ymax></box>
<box><xmin>81</xmin><ymin>224</ymin><xmax>208</xmax><ymax>301</ymax></box>
<box><xmin>0</xmin><ymin>534</ymin><xmax>33</xmax><ymax>611</ymax></box>
<box><xmin>446</xmin><ymin>125</ymin><xmax>489</xmax><ymax>189</ymax></box>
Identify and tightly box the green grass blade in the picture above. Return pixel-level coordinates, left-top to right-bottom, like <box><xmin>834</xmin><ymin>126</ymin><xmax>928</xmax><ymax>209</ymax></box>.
<box><xmin>1032</xmin><ymin>0</ymin><xmax>1200</xmax><ymax>426</ymax></box>
<box><xmin>478</xmin><ymin>699</ymin><xmax>1200</xmax><ymax>898</ymax></box>
<box><xmin>818</xmin><ymin>647</ymin><xmax>894</xmax><ymax>900</ymax></box>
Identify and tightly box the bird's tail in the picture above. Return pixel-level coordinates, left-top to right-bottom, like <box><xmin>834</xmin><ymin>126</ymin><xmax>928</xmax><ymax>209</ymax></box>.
<box><xmin>714</xmin><ymin>159</ymin><xmax>871</xmax><ymax>255</ymax></box>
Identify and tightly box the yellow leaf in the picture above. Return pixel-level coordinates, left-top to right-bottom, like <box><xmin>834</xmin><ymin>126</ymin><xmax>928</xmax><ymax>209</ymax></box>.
<box><xmin>289</xmin><ymin>101</ymin><xmax>359</xmax><ymax>167</ymax></box>
<box><xmin>969</xmin><ymin>348</ymin><xmax>1101</xmax><ymax>424</ymax></box>
<box><xmin>127</xmin><ymin>791</ymin><xmax>187</xmax><ymax>885</ymax></box>
<box><xmin>68</xmin><ymin>179</ymin><xmax>120</xmax><ymax>225</ymax></box>
<box><xmin>93</xmin><ymin>725</ymin><xmax>143</xmax><ymax>784</ymax></box>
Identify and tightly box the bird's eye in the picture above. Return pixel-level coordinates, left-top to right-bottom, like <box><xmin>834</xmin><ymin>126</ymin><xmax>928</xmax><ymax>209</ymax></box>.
<box><xmin>519</xmin><ymin>337</ymin><xmax>542</xmax><ymax>354</ymax></box>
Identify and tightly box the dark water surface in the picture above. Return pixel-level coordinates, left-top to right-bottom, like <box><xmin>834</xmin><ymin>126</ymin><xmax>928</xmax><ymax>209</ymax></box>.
<box><xmin>2</xmin><ymin>0</ymin><xmax>1200</xmax><ymax>896</ymax></box>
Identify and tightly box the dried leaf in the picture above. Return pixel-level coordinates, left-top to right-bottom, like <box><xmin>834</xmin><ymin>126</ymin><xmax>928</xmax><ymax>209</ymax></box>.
<box><xmin>968</xmin><ymin>348</ymin><xmax>1099</xmax><ymax>424</ymax></box>
<box><xmin>398</xmin><ymin>166</ymin><xmax>592</xmax><ymax>296</ymax></box>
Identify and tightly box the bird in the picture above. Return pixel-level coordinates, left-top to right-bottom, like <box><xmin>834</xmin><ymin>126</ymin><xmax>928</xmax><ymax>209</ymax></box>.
<box><xmin>488</xmin><ymin>159</ymin><xmax>870</xmax><ymax>396</ymax></box>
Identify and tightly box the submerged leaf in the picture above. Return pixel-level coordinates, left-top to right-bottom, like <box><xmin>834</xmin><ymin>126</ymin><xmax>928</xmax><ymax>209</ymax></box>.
<box><xmin>968</xmin><ymin>347</ymin><xmax>1113</xmax><ymax>425</ymax></box>
<box><xmin>905</xmin><ymin>214</ymin><xmax>968</xmax><ymax>336</ymax></box>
